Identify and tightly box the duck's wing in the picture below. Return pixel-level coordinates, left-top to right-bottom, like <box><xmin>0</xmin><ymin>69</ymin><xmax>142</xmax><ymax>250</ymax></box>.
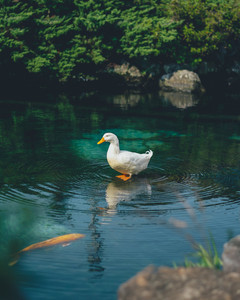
<box><xmin>120</xmin><ymin>150</ymin><xmax>152</xmax><ymax>162</ymax></box>
<box><xmin>118</xmin><ymin>150</ymin><xmax>153</xmax><ymax>174</ymax></box>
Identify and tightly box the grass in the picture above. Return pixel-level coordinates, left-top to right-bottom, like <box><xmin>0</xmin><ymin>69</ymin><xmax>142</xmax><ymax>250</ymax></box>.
<box><xmin>171</xmin><ymin>193</ymin><xmax>224</xmax><ymax>270</ymax></box>
<box><xmin>181</xmin><ymin>235</ymin><xmax>223</xmax><ymax>269</ymax></box>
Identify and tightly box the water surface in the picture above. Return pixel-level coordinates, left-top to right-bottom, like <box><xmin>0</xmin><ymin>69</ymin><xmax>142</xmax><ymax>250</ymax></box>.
<box><xmin>0</xmin><ymin>91</ymin><xmax>240</xmax><ymax>299</ymax></box>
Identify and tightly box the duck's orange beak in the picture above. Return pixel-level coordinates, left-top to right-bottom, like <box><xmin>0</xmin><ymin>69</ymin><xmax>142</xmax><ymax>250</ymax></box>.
<box><xmin>97</xmin><ymin>137</ymin><xmax>105</xmax><ymax>144</ymax></box>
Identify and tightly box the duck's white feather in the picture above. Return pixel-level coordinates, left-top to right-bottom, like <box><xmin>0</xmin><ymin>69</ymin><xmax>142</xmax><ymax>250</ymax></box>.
<box><xmin>99</xmin><ymin>133</ymin><xmax>153</xmax><ymax>176</ymax></box>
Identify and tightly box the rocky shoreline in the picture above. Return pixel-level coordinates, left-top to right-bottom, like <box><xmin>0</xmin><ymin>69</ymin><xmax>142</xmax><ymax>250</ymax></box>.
<box><xmin>98</xmin><ymin>61</ymin><xmax>240</xmax><ymax>94</ymax></box>
<box><xmin>2</xmin><ymin>60</ymin><xmax>240</xmax><ymax>98</ymax></box>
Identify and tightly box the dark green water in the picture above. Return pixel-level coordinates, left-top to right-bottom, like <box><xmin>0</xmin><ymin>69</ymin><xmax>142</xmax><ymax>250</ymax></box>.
<box><xmin>0</xmin><ymin>91</ymin><xmax>240</xmax><ymax>299</ymax></box>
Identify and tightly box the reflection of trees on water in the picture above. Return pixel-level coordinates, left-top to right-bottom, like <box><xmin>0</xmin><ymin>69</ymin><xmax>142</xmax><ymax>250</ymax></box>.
<box><xmin>87</xmin><ymin>198</ymin><xmax>105</xmax><ymax>278</ymax></box>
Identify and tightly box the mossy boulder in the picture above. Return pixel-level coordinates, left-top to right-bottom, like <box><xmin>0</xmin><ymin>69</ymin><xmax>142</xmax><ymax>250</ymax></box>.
<box><xmin>159</xmin><ymin>70</ymin><xmax>205</xmax><ymax>94</ymax></box>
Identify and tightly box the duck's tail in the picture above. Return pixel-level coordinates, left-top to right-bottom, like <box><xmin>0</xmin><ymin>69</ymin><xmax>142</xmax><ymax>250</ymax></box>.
<box><xmin>145</xmin><ymin>150</ymin><xmax>153</xmax><ymax>158</ymax></box>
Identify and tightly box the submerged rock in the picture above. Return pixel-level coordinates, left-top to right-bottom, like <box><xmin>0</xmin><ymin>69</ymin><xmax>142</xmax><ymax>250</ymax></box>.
<box><xmin>159</xmin><ymin>70</ymin><xmax>205</xmax><ymax>94</ymax></box>
<box><xmin>118</xmin><ymin>266</ymin><xmax>240</xmax><ymax>300</ymax></box>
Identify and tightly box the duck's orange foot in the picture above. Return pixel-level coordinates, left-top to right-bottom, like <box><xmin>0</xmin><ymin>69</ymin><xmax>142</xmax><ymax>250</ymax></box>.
<box><xmin>116</xmin><ymin>174</ymin><xmax>131</xmax><ymax>181</ymax></box>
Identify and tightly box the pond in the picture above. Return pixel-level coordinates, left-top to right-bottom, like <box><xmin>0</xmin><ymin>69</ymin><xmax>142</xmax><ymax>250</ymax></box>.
<box><xmin>0</xmin><ymin>90</ymin><xmax>240</xmax><ymax>299</ymax></box>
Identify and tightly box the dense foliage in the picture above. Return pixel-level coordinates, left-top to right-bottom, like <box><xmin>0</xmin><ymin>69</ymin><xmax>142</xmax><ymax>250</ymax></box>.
<box><xmin>0</xmin><ymin>0</ymin><xmax>240</xmax><ymax>82</ymax></box>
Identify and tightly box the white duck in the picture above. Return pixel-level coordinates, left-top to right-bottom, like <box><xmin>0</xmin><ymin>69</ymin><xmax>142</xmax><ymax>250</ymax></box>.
<box><xmin>97</xmin><ymin>133</ymin><xmax>153</xmax><ymax>181</ymax></box>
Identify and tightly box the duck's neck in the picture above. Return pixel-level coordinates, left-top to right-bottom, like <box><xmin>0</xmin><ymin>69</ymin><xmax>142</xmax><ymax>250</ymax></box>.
<box><xmin>108</xmin><ymin>139</ymin><xmax>120</xmax><ymax>155</ymax></box>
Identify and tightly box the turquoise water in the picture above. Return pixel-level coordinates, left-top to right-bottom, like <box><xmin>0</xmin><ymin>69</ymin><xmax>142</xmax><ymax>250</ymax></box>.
<box><xmin>0</xmin><ymin>92</ymin><xmax>240</xmax><ymax>299</ymax></box>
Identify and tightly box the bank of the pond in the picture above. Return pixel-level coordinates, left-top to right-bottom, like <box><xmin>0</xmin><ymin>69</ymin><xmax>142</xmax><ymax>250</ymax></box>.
<box><xmin>1</xmin><ymin>67</ymin><xmax>240</xmax><ymax>102</ymax></box>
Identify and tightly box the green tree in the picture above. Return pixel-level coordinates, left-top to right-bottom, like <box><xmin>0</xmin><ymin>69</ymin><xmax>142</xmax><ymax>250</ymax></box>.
<box><xmin>0</xmin><ymin>0</ymin><xmax>239</xmax><ymax>82</ymax></box>
<box><xmin>168</xmin><ymin>0</ymin><xmax>240</xmax><ymax>65</ymax></box>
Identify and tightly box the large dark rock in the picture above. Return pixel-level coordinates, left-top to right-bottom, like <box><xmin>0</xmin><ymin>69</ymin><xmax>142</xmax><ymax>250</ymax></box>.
<box><xmin>118</xmin><ymin>266</ymin><xmax>240</xmax><ymax>300</ymax></box>
<box><xmin>222</xmin><ymin>235</ymin><xmax>240</xmax><ymax>273</ymax></box>
<box><xmin>159</xmin><ymin>70</ymin><xmax>205</xmax><ymax>94</ymax></box>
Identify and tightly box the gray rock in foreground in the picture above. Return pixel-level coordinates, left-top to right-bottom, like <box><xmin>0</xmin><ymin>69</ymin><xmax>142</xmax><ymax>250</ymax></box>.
<box><xmin>118</xmin><ymin>266</ymin><xmax>240</xmax><ymax>300</ymax></box>
<box><xmin>159</xmin><ymin>70</ymin><xmax>205</xmax><ymax>94</ymax></box>
<box><xmin>222</xmin><ymin>235</ymin><xmax>240</xmax><ymax>273</ymax></box>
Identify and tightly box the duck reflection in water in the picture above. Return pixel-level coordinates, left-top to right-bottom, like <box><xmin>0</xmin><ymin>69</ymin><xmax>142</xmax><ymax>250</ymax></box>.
<box><xmin>105</xmin><ymin>177</ymin><xmax>152</xmax><ymax>214</ymax></box>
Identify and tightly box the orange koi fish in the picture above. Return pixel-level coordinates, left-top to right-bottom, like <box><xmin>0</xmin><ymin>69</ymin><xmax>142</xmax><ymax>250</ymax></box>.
<box><xmin>9</xmin><ymin>233</ymin><xmax>85</xmax><ymax>266</ymax></box>
<box><xmin>19</xmin><ymin>233</ymin><xmax>85</xmax><ymax>253</ymax></box>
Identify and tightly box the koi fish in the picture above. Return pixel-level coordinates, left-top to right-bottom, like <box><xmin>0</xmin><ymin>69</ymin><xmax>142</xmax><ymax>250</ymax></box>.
<box><xmin>19</xmin><ymin>233</ymin><xmax>85</xmax><ymax>252</ymax></box>
<box><xmin>9</xmin><ymin>233</ymin><xmax>85</xmax><ymax>266</ymax></box>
